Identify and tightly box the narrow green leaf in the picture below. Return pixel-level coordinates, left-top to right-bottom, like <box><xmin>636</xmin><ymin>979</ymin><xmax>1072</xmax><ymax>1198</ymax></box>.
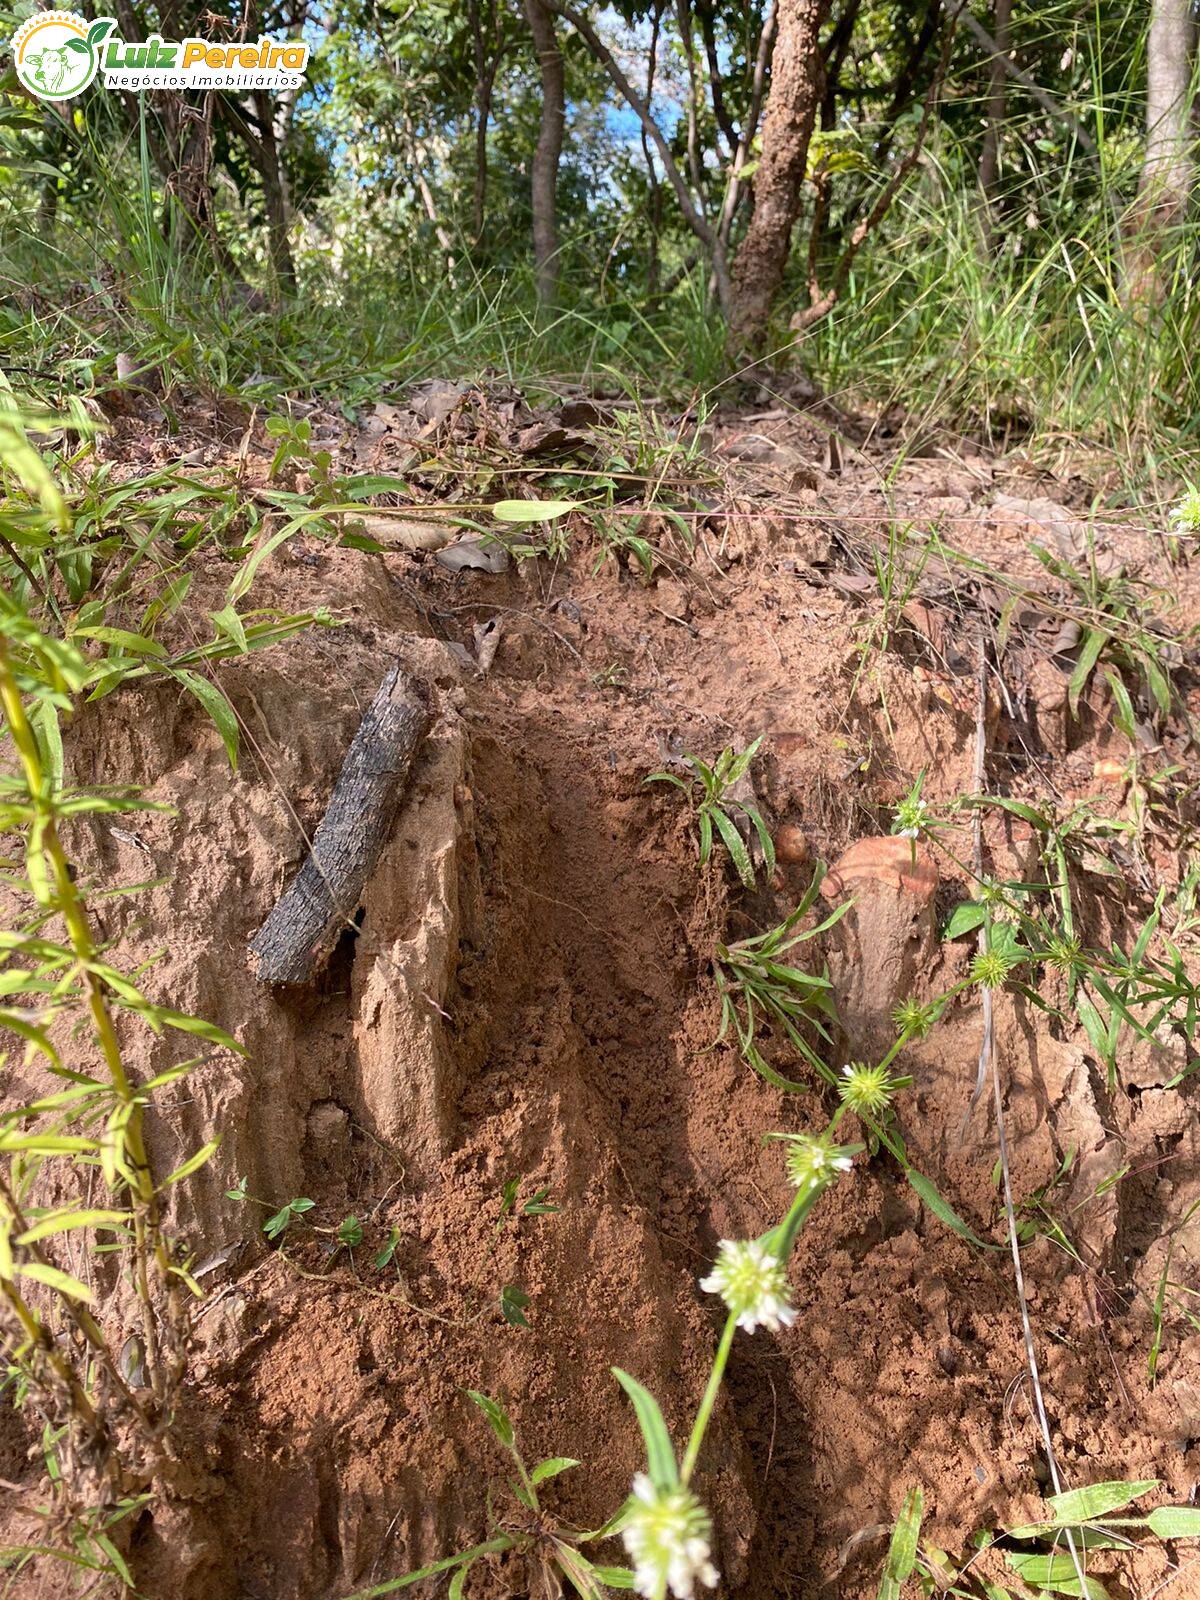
<box><xmin>492</xmin><ymin>499</ymin><xmax>578</xmax><ymax>522</ymax></box>
<box><xmin>17</xmin><ymin>1261</ymin><xmax>94</xmax><ymax>1303</ymax></box>
<box><xmin>905</xmin><ymin>1169</ymin><xmax>990</xmax><ymax>1249</ymax></box>
<box><xmin>447</xmin><ymin>1559</ymin><xmax>474</xmax><ymax>1600</ymax></box>
<box><xmin>697</xmin><ymin>808</ymin><xmax>713</xmax><ymax>866</ymax></box>
<box><xmin>1068</xmin><ymin>629</ymin><xmax>1108</xmax><ymax>717</ymax></box>
<box><xmin>612</xmin><ymin>1368</ymin><xmax>678</xmax><ymax>1491</ymax></box>
<box><xmin>465</xmin><ymin>1390</ymin><xmax>514</xmax><ymax>1450</ymax></box>
<box><xmin>169</xmin><ymin>669</ymin><xmax>240</xmax><ymax>770</ymax></box>
<box><xmin>344</xmin><ymin>1538</ymin><xmax>512</xmax><ymax>1598</ymax></box>
<box><xmin>878</xmin><ymin>1486</ymin><xmax>923</xmax><ymax>1600</ymax></box>
<box><xmin>17</xmin><ymin>1208</ymin><xmax>127</xmax><ymax>1245</ymax></box>
<box><xmin>162</xmin><ymin>1138</ymin><xmax>221</xmax><ymax>1188</ymax></box>
<box><xmin>590</xmin><ymin>1567</ymin><xmax>637</xmax><ymax>1590</ymax></box>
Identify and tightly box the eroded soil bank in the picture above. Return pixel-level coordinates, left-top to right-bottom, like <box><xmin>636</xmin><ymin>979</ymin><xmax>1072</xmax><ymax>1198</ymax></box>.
<box><xmin>5</xmin><ymin>388</ymin><xmax>1200</xmax><ymax>1599</ymax></box>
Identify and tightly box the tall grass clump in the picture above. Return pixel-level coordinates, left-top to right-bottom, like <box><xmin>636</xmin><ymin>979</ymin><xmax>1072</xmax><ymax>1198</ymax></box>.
<box><xmin>809</xmin><ymin>127</ymin><xmax>1200</xmax><ymax>490</ymax></box>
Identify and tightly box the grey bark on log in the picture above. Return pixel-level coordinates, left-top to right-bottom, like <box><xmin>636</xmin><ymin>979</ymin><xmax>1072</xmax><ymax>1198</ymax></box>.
<box><xmin>249</xmin><ymin>666</ymin><xmax>433</xmax><ymax>985</ymax></box>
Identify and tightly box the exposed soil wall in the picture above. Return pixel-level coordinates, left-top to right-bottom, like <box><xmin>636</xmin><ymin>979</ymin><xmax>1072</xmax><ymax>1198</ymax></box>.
<box><xmin>5</xmin><ymin>404</ymin><xmax>1200</xmax><ymax>1600</ymax></box>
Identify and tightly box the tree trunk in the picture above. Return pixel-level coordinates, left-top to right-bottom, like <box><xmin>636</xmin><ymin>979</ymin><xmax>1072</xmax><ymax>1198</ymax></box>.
<box><xmin>1142</xmin><ymin>0</ymin><xmax>1195</xmax><ymax>224</ymax></box>
<box><xmin>252</xmin><ymin>90</ymin><xmax>297</xmax><ymax>295</ymax></box>
<box><xmin>523</xmin><ymin>0</ymin><xmax>565</xmax><ymax>304</ymax></box>
<box><xmin>977</xmin><ymin>0</ymin><xmax>1011</xmax><ymax>250</ymax></box>
<box><xmin>469</xmin><ymin>0</ymin><xmax>501</xmax><ymax>244</ymax></box>
<box><xmin>643</xmin><ymin>4</ymin><xmax>664</xmax><ymax>295</ymax></box>
<box><xmin>1124</xmin><ymin>0</ymin><xmax>1196</xmax><ymax>304</ymax></box>
<box><xmin>728</xmin><ymin>0</ymin><xmax>828</xmax><ymax>353</ymax></box>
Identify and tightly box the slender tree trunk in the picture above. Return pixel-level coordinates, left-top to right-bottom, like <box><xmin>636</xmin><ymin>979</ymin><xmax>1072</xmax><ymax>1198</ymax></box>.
<box><xmin>469</xmin><ymin>0</ymin><xmax>501</xmax><ymax>244</ymax></box>
<box><xmin>1122</xmin><ymin>0</ymin><xmax>1196</xmax><ymax>304</ymax></box>
<box><xmin>728</xmin><ymin>0</ymin><xmax>829</xmax><ymax>353</ymax></box>
<box><xmin>540</xmin><ymin>0</ymin><xmax>732</xmax><ymax>310</ymax></box>
<box><xmin>523</xmin><ymin>0</ymin><xmax>565</xmax><ymax>304</ymax></box>
<box><xmin>643</xmin><ymin>4</ymin><xmax>664</xmax><ymax>295</ymax></box>
<box><xmin>1134</xmin><ymin>0</ymin><xmax>1196</xmax><ymax>259</ymax></box>
<box><xmin>977</xmin><ymin>0</ymin><xmax>1011</xmax><ymax>250</ymax></box>
<box><xmin>252</xmin><ymin>90</ymin><xmax>297</xmax><ymax>294</ymax></box>
<box><xmin>473</xmin><ymin>60</ymin><xmax>500</xmax><ymax>242</ymax></box>
<box><xmin>820</xmin><ymin>0</ymin><xmax>863</xmax><ymax>130</ymax></box>
<box><xmin>695</xmin><ymin>0</ymin><xmax>736</xmax><ymax>154</ymax></box>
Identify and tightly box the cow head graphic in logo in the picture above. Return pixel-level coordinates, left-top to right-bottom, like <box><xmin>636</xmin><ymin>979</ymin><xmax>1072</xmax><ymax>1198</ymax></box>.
<box><xmin>13</xmin><ymin>11</ymin><xmax>114</xmax><ymax>100</ymax></box>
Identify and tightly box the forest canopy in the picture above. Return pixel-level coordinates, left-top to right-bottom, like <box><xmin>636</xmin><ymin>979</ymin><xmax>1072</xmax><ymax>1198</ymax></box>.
<box><xmin>1</xmin><ymin>1</ymin><xmax>1198</xmax><ymax>468</ymax></box>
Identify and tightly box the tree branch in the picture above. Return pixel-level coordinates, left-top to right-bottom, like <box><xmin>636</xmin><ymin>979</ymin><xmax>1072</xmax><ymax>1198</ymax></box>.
<box><xmin>538</xmin><ymin>0</ymin><xmax>731</xmax><ymax>310</ymax></box>
<box><xmin>959</xmin><ymin>8</ymin><xmax>1099</xmax><ymax>160</ymax></box>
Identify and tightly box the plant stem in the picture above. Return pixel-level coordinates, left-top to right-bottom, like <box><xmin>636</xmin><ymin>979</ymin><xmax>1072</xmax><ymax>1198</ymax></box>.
<box><xmin>680</xmin><ymin>1312</ymin><xmax>737</xmax><ymax>1484</ymax></box>
<box><xmin>0</xmin><ymin>639</ymin><xmax>176</xmax><ymax>1402</ymax></box>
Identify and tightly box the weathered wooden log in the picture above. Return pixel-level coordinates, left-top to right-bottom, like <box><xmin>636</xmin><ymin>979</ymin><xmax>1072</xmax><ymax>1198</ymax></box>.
<box><xmin>249</xmin><ymin>665</ymin><xmax>433</xmax><ymax>985</ymax></box>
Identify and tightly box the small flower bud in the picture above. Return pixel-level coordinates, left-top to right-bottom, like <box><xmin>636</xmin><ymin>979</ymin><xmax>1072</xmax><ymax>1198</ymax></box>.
<box><xmin>970</xmin><ymin>947</ymin><xmax>1019</xmax><ymax>989</ymax></box>
<box><xmin>838</xmin><ymin>1061</ymin><xmax>910</xmax><ymax>1116</ymax></box>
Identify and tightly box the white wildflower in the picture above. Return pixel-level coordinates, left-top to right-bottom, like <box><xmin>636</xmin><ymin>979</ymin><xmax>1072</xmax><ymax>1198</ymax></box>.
<box><xmin>893</xmin><ymin>794</ymin><xmax>929</xmax><ymax>840</ymax></box>
<box><xmin>623</xmin><ymin>1474</ymin><xmax>719</xmax><ymax>1600</ymax></box>
<box><xmin>839</xmin><ymin>1062</ymin><xmax>909</xmax><ymax>1116</ymax></box>
<box><xmin>784</xmin><ymin>1133</ymin><xmax>854</xmax><ymax>1189</ymax></box>
<box><xmin>699</xmin><ymin>1239</ymin><xmax>795</xmax><ymax>1334</ymax></box>
<box><xmin>1169</xmin><ymin>486</ymin><xmax>1200</xmax><ymax>538</ymax></box>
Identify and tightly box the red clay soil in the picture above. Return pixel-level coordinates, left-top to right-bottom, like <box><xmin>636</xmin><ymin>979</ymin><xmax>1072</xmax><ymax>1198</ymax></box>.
<box><xmin>4</xmin><ymin>395</ymin><xmax>1200</xmax><ymax>1600</ymax></box>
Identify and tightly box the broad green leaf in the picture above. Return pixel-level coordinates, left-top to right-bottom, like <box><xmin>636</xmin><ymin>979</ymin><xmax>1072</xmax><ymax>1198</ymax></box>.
<box><xmin>530</xmin><ymin>1457</ymin><xmax>581</xmax><ymax>1486</ymax></box>
<box><xmin>499</xmin><ymin>1283</ymin><xmax>531</xmax><ymax>1327</ymax></box>
<box><xmin>1045</xmin><ymin>1479</ymin><xmax>1158</xmax><ymax>1523</ymax></box>
<box><xmin>612</xmin><ymin>1368</ymin><xmax>678</xmax><ymax>1491</ymax></box>
<box><xmin>492</xmin><ymin>499</ymin><xmax>579</xmax><ymax>523</ymax></box>
<box><xmin>210</xmin><ymin>605</ymin><xmax>248</xmax><ymax>653</ymax></box>
<box><xmin>711</xmin><ymin>805</ymin><xmax>755</xmax><ymax>888</ymax></box>
<box><xmin>944</xmin><ymin>901</ymin><xmax>986</xmax><ymax>940</ymax></box>
<box><xmin>1005</xmin><ymin>1551</ymin><xmax>1110</xmax><ymax>1598</ymax></box>
<box><xmin>1146</xmin><ymin>1506</ymin><xmax>1200</xmax><ymax>1538</ymax></box>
